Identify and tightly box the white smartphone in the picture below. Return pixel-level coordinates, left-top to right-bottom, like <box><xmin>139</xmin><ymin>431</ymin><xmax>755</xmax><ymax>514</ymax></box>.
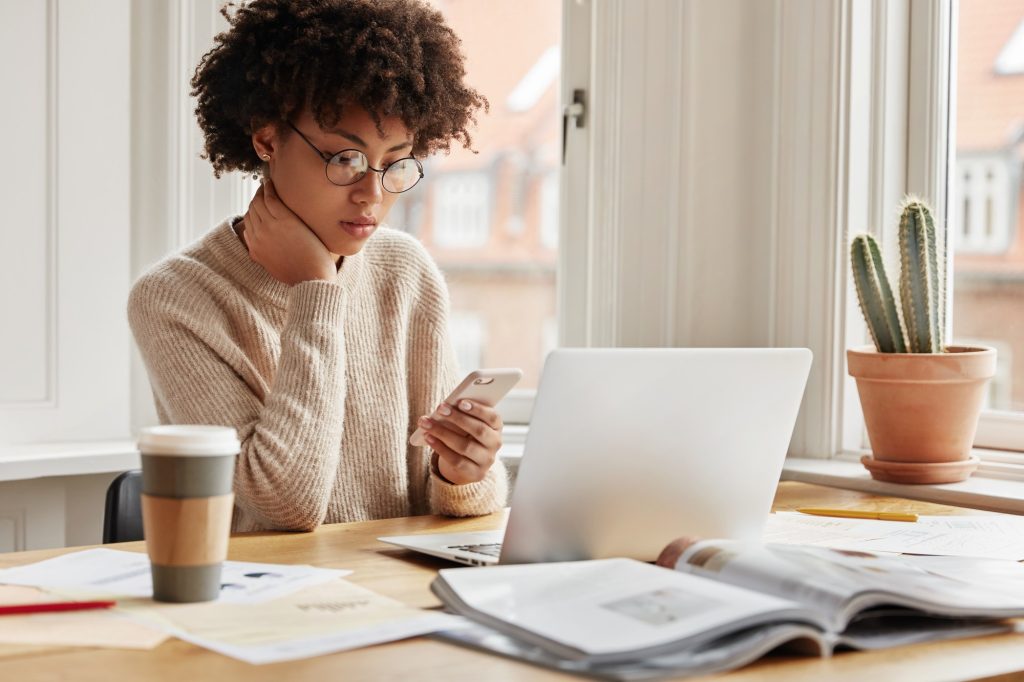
<box><xmin>409</xmin><ymin>368</ymin><xmax>524</xmax><ymax>446</ymax></box>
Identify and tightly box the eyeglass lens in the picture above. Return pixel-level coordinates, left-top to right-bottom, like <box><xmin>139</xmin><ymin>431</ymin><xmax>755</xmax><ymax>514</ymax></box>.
<box><xmin>326</xmin><ymin>151</ymin><xmax>421</xmax><ymax>193</ymax></box>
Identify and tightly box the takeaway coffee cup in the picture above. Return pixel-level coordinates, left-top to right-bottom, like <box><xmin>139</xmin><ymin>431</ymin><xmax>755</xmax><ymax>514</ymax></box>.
<box><xmin>138</xmin><ymin>425</ymin><xmax>239</xmax><ymax>603</ymax></box>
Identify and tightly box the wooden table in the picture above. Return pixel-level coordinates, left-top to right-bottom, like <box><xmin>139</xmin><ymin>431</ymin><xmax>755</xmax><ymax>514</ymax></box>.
<box><xmin>2</xmin><ymin>482</ymin><xmax>1024</xmax><ymax>681</ymax></box>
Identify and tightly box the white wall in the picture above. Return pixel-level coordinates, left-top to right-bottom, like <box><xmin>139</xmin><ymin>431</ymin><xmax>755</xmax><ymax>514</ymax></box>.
<box><xmin>673</xmin><ymin>0</ymin><xmax>778</xmax><ymax>348</ymax></box>
<box><xmin>0</xmin><ymin>0</ymin><xmax>132</xmax><ymax>445</ymax></box>
<box><xmin>0</xmin><ymin>0</ymin><xmax>133</xmax><ymax>550</ymax></box>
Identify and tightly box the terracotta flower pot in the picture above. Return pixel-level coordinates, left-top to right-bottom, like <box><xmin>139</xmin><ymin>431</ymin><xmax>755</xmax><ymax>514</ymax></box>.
<box><xmin>847</xmin><ymin>345</ymin><xmax>996</xmax><ymax>484</ymax></box>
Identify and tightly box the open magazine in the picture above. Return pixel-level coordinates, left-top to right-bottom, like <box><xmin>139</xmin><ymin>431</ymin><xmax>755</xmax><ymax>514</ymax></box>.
<box><xmin>430</xmin><ymin>541</ymin><xmax>1024</xmax><ymax>680</ymax></box>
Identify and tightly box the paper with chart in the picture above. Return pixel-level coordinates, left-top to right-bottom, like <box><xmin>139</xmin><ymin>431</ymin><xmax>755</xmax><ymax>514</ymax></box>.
<box><xmin>0</xmin><ymin>548</ymin><xmax>349</xmax><ymax>603</ymax></box>
<box><xmin>764</xmin><ymin>512</ymin><xmax>1024</xmax><ymax>560</ymax></box>
<box><xmin>135</xmin><ymin>578</ymin><xmax>465</xmax><ymax>664</ymax></box>
<box><xmin>0</xmin><ymin>550</ymin><xmax>461</xmax><ymax>662</ymax></box>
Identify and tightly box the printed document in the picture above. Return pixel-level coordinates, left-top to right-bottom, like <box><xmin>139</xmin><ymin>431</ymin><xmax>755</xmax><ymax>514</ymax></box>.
<box><xmin>129</xmin><ymin>579</ymin><xmax>465</xmax><ymax>664</ymax></box>
<box><xmin>0</xmin><ymin>548</ymin><xmax>349</xmax><ymax>603</ymax></box>
<box><xmin>764</xmin><ymin>512</ymin><xmax>1024</xmax><ymax>560</ymax></box>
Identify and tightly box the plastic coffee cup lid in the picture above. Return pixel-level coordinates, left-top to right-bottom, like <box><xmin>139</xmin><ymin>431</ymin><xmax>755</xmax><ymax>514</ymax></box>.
<box><xmin>138</xmin><ymin>425</ymin><xmax>240</xmax><ymax>457</ymax></box>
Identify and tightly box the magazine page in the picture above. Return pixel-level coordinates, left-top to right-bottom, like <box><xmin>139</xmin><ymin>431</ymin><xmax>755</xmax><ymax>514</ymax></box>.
<box><xmin>671</xmin><ymin>539</ymin><xmax>862</xmax><ymax>628</ymax></box>
<box><xmin>432</xmin><ymin>558</ymin><xmax>824</xmax><ymax>663</ymax></box>
<box><xmin>898</xmin><ymin>555</ymin><xmax>1024</xmax><ymax>600</ymax></box>
<box><xmin>435</xmin><ymin>621</ymin><xmax>827</xmax><ymax>681</ymax></box>
<box><xmin>672</xmin><ymin>540</ymin><xmax>1024</xmax><ymax>630</ymax></box>
<box><xmin>837</xmin><ymin>611</ymin><xmax>1012</xmax><ymax>651</ymax></box>
<box><xmin>772</xmin><ymin>546</ymin><xmax>1024</xmax><ymax>624</ymax></box>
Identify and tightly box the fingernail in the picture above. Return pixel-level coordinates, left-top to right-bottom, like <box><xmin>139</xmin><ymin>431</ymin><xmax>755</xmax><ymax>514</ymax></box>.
<box><xmin>424</xmin><ymin>434</ymin><xmax>435</xmax><ymax>444</ymax></box>
<box><xmin>459</xmin><ymin>401</ymin><xmax>472</xmax><ymax>412</ymax></box>
<box><xmin>419</xmin><ymin>417</ymin><xmax>432</xmax><ymax>429</ymax></box>
<box><xmin>437</xmin><ymin>404</ymin><xmax>452</xmax><ymax>416</ymax></box>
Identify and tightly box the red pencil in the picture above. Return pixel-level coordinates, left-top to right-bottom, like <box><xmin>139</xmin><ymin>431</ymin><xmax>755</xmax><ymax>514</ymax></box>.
<box><xmin>0</xmin><ymin>600</ymin><xmax>116</xmax><ymax>616</ymax></box>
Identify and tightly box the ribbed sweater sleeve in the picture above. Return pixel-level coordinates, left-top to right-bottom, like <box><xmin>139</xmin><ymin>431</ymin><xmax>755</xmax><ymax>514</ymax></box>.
<box><xmin>404</xmin><ymin>266</ymin><xmax>508</xmax><ymax>517</ymax></box>
<box><xmin>128</xmin><ymin>276</ymin><xmax>347</xmax><ymax>531</ymax></box>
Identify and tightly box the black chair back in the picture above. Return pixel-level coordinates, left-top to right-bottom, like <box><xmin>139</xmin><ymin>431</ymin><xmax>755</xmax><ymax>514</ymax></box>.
<box><xmin>103</xmin><ymin>470</ymin><xmax>144</xmax><ymax>543</ymax></box>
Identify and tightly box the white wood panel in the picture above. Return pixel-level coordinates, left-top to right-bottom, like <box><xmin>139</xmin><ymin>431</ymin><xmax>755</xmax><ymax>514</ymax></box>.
<box><xmin>0</xmin><ymin>0</ymin><xmax>53</xmax><ymax>404</ymax></box>
<box><xmin>63</xmin><ymin>472</ymin><xmax>120</xmax><ymax>547</ymax></box>
<box><xmin>676</xmin><ymin>0</ymin><xmax>777</xmax><ymax>348</ymax></box>
<box><xmin>131</xmin><ymin>0</ymin><xmax>251</xmax><ymax>434</ymax></box>
<box><xmin>580</xmin><ymin>0</ymin><xmax>778</xmax><ymax>349</ymax></box>
<box><xmin>0</xmin><ymin>0</ymin><xmax>132</xmax><ymax>445</ymax></box>
<box><xmin>557</xmin><ymin>0</ymin><xmax>592</xmax><ymax>347</ymax></box>
<box><xmin>0</xmin><ymin>474</ymin><xmax>119</xmax><ymax>551</ymax></box>
<box><xmin>0</xmin><ymin>514</ymin><xmax>21</xmax><ymax>554</ymax></box>
<box><xmin>613</xmin><ymin>0</ymin><xmax>685</xmax><ymax>348</ymax></box>
<box><xmin>586</xmin><ymin>0</ymin><xmax>624</xmax><ymax>346</ymax></box>
<box><xmin>0</xmin><ymin>480</ymin><xmax>64</xmax><ymax>551</ymax></box>
<box><xmin>770</xmin><ymin>0</ymin><xmax>848</xmax><ymax>459</ymax></box>
<box><xmin>174</xmin><ymin>0</ymin><xmax>248</xmax><ymax>249</ymax></box>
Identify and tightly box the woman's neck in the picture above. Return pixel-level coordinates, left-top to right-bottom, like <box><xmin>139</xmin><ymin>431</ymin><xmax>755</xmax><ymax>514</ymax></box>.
<box><xmin>233</xmin><ymin>216</ymin><xmax>343</xmax><ymax>268</ymax></box>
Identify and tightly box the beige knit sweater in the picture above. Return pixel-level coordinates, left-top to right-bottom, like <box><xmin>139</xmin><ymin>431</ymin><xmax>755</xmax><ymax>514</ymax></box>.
<box><xmin>128</xmin><ymin>218</ymin><xmax>508</xmax><ymax>532</ymax></box>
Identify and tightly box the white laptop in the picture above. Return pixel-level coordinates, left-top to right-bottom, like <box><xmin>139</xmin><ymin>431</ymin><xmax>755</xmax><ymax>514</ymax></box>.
<box><xmin>380</xmin><ymin>347</ymin><xmax>812</xmax><ymax>566</ymax></box>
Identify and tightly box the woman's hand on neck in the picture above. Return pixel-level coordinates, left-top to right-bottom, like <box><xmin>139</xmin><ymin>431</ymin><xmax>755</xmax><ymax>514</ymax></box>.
<box><xmin>237</xmin><ymin>181</ymin><xmax>342</xmax><ymax>285</ymax></box>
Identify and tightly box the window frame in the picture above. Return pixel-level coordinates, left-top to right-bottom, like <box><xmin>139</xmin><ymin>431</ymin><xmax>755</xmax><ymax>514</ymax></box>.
<box><xmin>923</xmin><ymin>0</ymin><xmax>1024</xmax><ymax>453</ymax></box>
<box><xmin>431</xmin><ymin>171</ymin><xmax>493</xmax><ymax>249</ymax></box>
<box><xmin>953</xmin><ymin>153</ymin><xmax>1019</xmax><ymax>255</ymax></box>
<box><xmin>498</xmin><ymin>0</ymin><xmax>592</xmax><ymax>427</ymax></box>
<box><xmin>826</xmin><ymin>0</ymin><xmax>1024</xmax><ymax>466</ymax></box>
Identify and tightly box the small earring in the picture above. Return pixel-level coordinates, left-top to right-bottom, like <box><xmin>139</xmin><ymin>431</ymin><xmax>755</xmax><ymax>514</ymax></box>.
<box><xmin>260</xmin><ymin>153</ymin><xmax>271</xmax><ymax>160</ymax></box>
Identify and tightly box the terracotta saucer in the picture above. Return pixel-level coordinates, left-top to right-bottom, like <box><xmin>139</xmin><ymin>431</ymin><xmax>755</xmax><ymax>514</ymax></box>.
<box><xmin>860</xmin><ymin>455</ymin><xmax>980</xmax><ymax>485</ymax></box>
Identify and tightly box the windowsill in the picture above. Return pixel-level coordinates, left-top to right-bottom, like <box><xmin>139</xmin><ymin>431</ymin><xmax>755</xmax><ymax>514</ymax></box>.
<box><xmin>0</xmin><ymin>439</ymin><xmax>796</xmax><ymax>488</ymax></box>
<box><xmin>1</xmin><ymin>433</ymin><xmax>529</xmax><ymax>485</ymax></box>
<box><xmin>499</xmin><ymin>436</ymin><xmax>1024</xmax><ymax>515</ymax></box>
<box><xmin>9</xmin><ymin>436</ymin><xmax>1021</xmax><ymax>518</ymax></box>
<box><xmin>783</xmin><ymin>453</ymin><xmax>1024</xmax><ymax>515</ymax></box>
<box><xmin>0</xmin><ymin>441</ymin><xmax>140</xmax><ymax>483</ymax></box>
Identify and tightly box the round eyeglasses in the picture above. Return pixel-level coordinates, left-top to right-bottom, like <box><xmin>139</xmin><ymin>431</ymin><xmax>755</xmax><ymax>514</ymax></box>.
<box><xmin>286</xmin><ymin>122</ymin><xmax>424</xmax><ymax>194</ymax></box>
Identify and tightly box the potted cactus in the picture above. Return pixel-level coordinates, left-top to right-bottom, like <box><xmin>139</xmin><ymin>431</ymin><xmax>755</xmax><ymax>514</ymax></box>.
<box><xmin>849</xmin><ymin>197</ymin><xmax>995</xmax><ymax>484</ymax></box>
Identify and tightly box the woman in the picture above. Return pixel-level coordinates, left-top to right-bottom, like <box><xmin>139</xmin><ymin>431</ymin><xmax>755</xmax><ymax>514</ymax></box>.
<box><xmin>128</xmin><ymin>0</ymin><xmax>507</xmax><ymax>532</ymax></box>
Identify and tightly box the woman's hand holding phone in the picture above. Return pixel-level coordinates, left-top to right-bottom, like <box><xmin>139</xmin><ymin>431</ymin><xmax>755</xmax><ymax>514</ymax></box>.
<box><xmin>241</xmin><ymin>179</ymin><xmax>338</xmax><ymax>285</ymax></box>
<box><xmin>412</xmin><ymin>368</ymin><xmax>522</xmax><ymax>485</ymax></box>
<box><xmin>418</xmin><ymin>401</ymin><xmax>504</xmax><ymax>485</ymax></box>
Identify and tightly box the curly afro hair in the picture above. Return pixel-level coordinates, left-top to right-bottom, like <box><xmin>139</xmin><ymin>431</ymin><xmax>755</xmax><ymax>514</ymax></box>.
<box><xmin>191</xmin><ymin>0</ymin><xmax>488</xmax><ymax>177</ymax></box>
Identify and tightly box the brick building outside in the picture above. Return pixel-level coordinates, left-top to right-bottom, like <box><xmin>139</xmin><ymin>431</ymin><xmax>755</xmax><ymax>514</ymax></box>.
<box><xmin>953</xmin><ymin>0</ymin><xmax>1024</xmax><ymax>411</ymax></box>
<box><xmin>387</xmin><ymin>0</ymin><xmax>561</xmax><ymax>390</ymax></box>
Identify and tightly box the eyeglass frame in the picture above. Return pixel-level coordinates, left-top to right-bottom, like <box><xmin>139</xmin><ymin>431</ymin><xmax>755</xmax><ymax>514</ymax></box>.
<box><xmin>284</xmin><ymin>121</ymin><xmax>424</xmax><ymax>194</ymax></box>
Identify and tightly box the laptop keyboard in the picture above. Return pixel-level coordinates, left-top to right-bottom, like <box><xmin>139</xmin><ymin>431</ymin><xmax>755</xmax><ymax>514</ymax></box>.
<box><xmin>447</xmin><ymin>542</ymin><xmax>503</xmax><ymax>558</ymax></box>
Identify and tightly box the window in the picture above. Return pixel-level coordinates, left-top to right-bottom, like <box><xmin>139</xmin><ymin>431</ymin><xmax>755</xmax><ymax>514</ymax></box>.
<box><xmin>431</xmin><ymin>172</ymin><xmax>492</xmax><ymax>248</ymax></box>
<box><xmin>448</xmin><ymin>313</ymin><xmax>485</xmax><ymax>376</ymax></box>
<box><xmin>541</xmin><ymin>317</ymin><xmax>557</xmax><ymax>367</ymax></box>
<box><xmin>403</xmin><ymin>0</ymin><xmax>561</xmax><ymax>395</ymax></box>
<box><xmin>951</xmin><ymin>3</ymin><xmax>1024</xmax><ymax>426</ymax></box>
<box><xmin>540</xmin><ymin>170</ymin><xmax>559</xmax><ymax>250</ymax></box>
<box><xmin>954</xmin><ymin>154</ymin><xmax>1017</xmax><ymax>254</ymax></box>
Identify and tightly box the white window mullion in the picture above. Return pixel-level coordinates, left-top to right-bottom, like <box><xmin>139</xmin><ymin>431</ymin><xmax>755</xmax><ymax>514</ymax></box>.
<box><xmin>557</xmin><ymin>0</ymin><xmax>592</xmax><ymax>349</ymax></box>
<box><xmin>772</xmin><ymin>0</ymin><xmax>862</xmax><ymax>459</ymax></box>
<box><xmin>907</xmin><ymin>0</ymin><xmax>954</xmax><ymax>340</ymax></box>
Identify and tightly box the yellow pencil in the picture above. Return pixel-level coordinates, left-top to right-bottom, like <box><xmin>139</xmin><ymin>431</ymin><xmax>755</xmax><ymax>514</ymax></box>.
<box><xmin>795</xmin><ymin>507</ymin><xmax>919</xmax><ymax>522</ymax></box>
